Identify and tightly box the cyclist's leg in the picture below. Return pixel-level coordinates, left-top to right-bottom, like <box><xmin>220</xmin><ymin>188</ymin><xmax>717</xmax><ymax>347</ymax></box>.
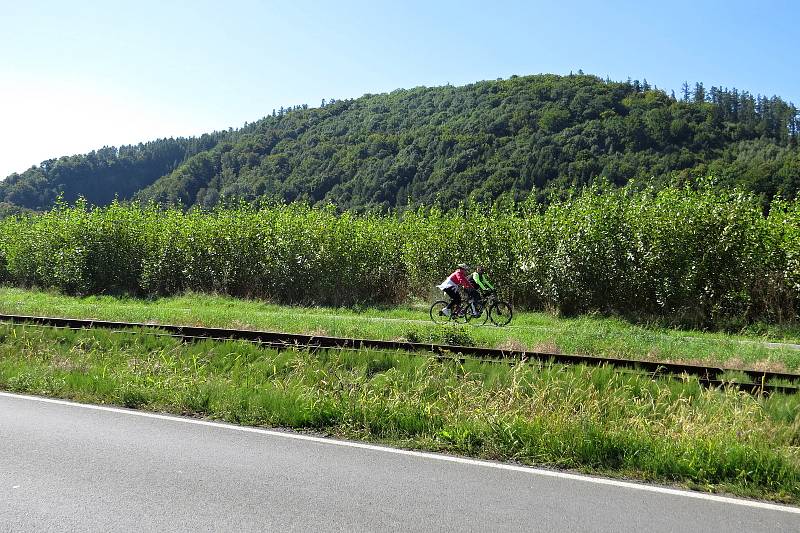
<box><xmin>455</xmin><ymin>289</ymin><xmax>466</xmax><ymax>316</ymax></box>
<box><xmin>466</xmin><ymin>287</ymin><xmax>480</xmax><ymax>315</ymax></box>
<box><xmin>478</xmin><ymin>289</ymin><xmax>489</xmax><ymax>309</ymax></box>
<box><xmin>443</xmin><ymin>287</ymin><xmax>460</xmax><ymax>314</ymax></box>
<box><xmin>449</xmin><ymin>287</ymin><xmax>463</xmax><ymax>314</ymax></box>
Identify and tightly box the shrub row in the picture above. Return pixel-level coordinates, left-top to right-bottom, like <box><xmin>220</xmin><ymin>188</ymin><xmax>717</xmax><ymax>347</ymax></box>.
<box><xmin>1</xmin><ymin>183</ymin><xmax>798</xmax><ymax>327</ymax></box>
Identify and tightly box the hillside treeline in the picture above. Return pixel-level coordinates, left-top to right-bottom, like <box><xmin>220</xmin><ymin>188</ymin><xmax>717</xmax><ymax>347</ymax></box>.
<box><xmin>0</xmin><ymin>133</ymin><xmax>226</xmax><ymax>214</ymax></box>
<box><xmin>1</xmin><ymin>183</ymin><xmax>798</xmax><ymax>329</ymax></box>
<box><xmin>1</xmin><ymin>74</ymin><xmax>798</xmax><ymax>213</ymax></box>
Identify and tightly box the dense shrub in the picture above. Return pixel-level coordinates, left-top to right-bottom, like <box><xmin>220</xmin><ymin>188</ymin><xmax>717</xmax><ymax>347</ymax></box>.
<box><xmin>1</xmin><ymin>183</ymin><xmax>799</xmax><ymax>327</ymax></box>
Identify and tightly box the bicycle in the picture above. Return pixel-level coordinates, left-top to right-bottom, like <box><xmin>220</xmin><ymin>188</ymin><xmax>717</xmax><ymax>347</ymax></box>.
<box><xmin>466</xmin><ymin>290</ymin><xmax>513</xmax><ymax>326</ymax></box>
<box><xmin>430</xmin><ymin>290</ymin><xmax>513</xmax><ymax>327</ymax></box>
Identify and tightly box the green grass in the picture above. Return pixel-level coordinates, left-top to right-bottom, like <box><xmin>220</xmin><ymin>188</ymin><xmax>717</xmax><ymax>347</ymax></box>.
<box><xmin>0</xmin><ymin>322</ymin><xmax>798</xmax><ymax>504</ymax></box>
<box><xmin>2</xmin><ymin>287</ymin><xmax>800</xmax><ymax>371</ymax></box>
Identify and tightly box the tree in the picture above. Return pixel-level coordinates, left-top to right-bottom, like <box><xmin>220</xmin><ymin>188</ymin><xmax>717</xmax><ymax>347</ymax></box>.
<box><xmin>681</xmin><ymin>82</ymin><xmax>691</xmax><ymax>102</ymax></box>
<box><xmin>694</xmin><ymin>82</ymin><xmax>706</xmax><ymax>103</ymax></box>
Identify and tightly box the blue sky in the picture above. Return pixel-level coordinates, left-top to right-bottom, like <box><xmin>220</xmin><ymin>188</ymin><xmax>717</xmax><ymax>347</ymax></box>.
<box><xmin>1</xmin><ymin>0</ymin><xmax>797</xmax><ymax>177</ymax></box>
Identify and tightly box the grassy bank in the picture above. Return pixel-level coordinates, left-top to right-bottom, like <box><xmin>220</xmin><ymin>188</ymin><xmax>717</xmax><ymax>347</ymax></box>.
<box><xmin>2</xmin><ymin>287</ymin><xmax>800</xmax><ymax>371</ymax></box>
<box><xmin>0</xmin><ymin>323</ymin><xmax>798</xmax><ymax>503</ymax></box>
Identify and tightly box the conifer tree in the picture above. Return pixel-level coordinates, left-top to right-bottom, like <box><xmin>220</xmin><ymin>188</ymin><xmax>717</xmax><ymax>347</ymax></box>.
<box><xmin>694</xmin><ymin>82</ymin><xmax>706</xmax><ymax>103</ymax></box>
<box><xmin>681</xmin><ymin>82</ymin><xmax>691</xmax><ymax>102</ymax></box>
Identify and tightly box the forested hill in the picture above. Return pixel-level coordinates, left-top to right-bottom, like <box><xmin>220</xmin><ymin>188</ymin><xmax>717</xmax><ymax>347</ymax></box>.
<box><xmin>2</xmin><ymin>73</ymin><xmax>799</xmax><ymax>213</ymax></box>
<box><xmin>0</xmin><ymin>133</ymin><xmax>227</xmax><ymax>214</ymax></box>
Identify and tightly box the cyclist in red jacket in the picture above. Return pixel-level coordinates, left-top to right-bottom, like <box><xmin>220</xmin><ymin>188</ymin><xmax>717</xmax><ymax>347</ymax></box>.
<box><xmin>437</xmin><ymin>263</ymin><xmax>474</xmax><ymax>316</ymax></box>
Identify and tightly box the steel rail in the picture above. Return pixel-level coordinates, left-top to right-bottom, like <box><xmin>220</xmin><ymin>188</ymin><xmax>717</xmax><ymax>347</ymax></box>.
<box><xmin>1</xmin><ymin>313</ymin><xmax>797</xmax><ymax>394</ymax></box>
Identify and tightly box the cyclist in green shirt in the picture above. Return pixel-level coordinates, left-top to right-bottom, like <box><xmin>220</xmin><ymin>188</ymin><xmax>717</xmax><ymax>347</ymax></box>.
<box><xmin>471</xmin><ymin>265</ymin><xmax>495</xmax><ymax>292</ymax></box>
<box><xmin>468</xmin><ymin>265</ymin><xmax>495</xmax><ymax>315</ymax></box>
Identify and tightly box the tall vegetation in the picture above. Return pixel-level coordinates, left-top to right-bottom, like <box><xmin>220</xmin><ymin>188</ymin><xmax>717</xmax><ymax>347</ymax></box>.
<box><xmin>1</xmin><ymin>183</ymin><xmax>799</xmax><ymax>328</ymax></box>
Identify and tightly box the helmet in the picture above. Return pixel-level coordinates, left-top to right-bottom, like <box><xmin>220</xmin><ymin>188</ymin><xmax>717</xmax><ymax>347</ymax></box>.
<box><xmin>457</xmin><ymin>263</ymin><xmax>469</xmax><ymax>270</ymax></box>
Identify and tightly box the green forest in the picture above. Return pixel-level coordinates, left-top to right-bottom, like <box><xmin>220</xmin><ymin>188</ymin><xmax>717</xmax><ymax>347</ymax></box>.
<box><xmin>1</xmin><ymin>73</ymin><xmax>798</xmax><ymax>213</ymax></box>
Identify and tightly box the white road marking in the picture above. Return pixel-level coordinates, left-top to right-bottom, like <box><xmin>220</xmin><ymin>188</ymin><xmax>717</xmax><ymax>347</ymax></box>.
<box><xmin>2</xmin><ymin>390</ymin><xmax>798</xmax><ymax>515</ymax></box>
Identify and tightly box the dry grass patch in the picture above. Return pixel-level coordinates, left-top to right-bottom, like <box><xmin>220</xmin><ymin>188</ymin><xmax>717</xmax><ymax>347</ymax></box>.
<box><xmin>725</xmin><ymin>357</ymin><xmax>790</xmax><ymax>373</ymax></box>
<box><xmin>529</xmin><ymin>340</ymin><xmax>561</xmax><ymax>354</ymax></box>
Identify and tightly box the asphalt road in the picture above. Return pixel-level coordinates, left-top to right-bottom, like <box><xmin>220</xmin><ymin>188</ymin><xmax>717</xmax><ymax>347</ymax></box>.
<box><xmin>1</xmin><ymin>392</ymin><xmax>798</xmax><ymax>532</ymax></box>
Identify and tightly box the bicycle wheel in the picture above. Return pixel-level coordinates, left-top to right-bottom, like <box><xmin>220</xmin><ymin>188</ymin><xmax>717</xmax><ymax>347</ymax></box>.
<box><xmin>488</xmin><ymin>301</ymin><xmax>513</xmax><ymax>326</ymax></box>
<box><xmin>430</xmin><ymin>300</ymin><xmax>451</xmax><ymax>325</ymax></box>
<box><xmin>466</xmin><ymin>302</ymin><xmax>489</xmax><ymax>325</ymax></box>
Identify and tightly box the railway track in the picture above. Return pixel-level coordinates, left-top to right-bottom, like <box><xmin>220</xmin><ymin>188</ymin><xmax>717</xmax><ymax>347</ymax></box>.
<box><xmin>1</xmin><ymin>313</ymin><xmax>798</xmax><ymax>395</ymax></box>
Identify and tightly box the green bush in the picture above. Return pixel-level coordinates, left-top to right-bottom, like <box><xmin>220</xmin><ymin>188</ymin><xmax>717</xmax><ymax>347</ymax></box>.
<box><xmin>0</xmin><ymin>182</ymin><xmax>798</xmax><ymax>327</ymax></box>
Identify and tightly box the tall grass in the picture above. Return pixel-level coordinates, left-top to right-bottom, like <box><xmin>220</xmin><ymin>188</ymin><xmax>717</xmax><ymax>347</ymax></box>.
<box><xmin>1</xmin><ymin>182</ymin><xmax>799</xmax><ymax>328</ymax></box>
<box><xmin>0</xmin><ymin>324</ymin><xmax>798</xmax><ymax>502</ymax></box>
